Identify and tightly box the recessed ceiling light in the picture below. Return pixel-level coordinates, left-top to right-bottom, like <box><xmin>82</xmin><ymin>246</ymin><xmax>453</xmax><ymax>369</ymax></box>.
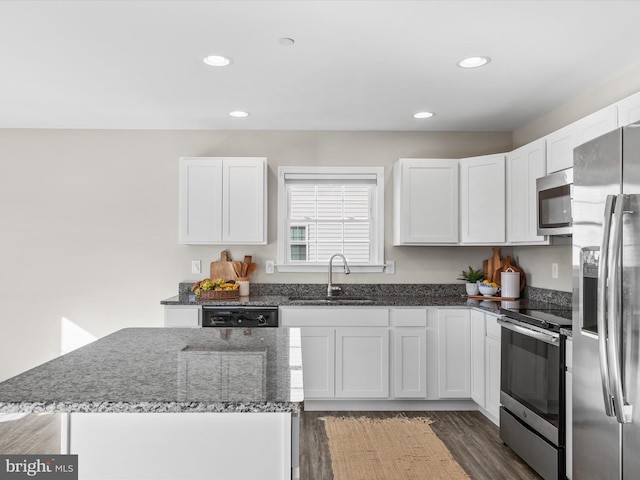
<box><xmin>229</xmin><ymin>111</ymin><xmax>249</xmax><ymax>118</ymax></box>
<box><xmin>413</xmin><ymin>111</ymin><xmax>435</xmax><ymax>119</ymax></box>
<box><xmin>457</xmin><ymin>56</ymin><xmax>491</xmax><ymax>68</ymax></box>
<box><xmin>203</xmin><ymin>55</ymin><xmax>232</xmax><ymax>67</ymax></box>
<box><xmin>278</xmin><ymin>37</ymin><xmax>295</xmax><ymax>46</ymax></box>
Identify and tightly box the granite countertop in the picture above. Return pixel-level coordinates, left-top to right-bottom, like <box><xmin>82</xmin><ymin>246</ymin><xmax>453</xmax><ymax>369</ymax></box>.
<box><xmin>160</xmin><ymin>282</ymin><xmax>573</xmax><ymax>316</ymax></box>
<box><xmin>0</xmin><ymin>328</ymin><xmax>303</xmax><ymax>414</ymax></box>
<box><xmin>161</xmin><ymin>293</ymin><xmax>513</xmax><ymax>314</ymax></box>
<box><xmin>161</xmin><ymin>283</ymin><xmax>573</xmax><ymax>311</ymax></box>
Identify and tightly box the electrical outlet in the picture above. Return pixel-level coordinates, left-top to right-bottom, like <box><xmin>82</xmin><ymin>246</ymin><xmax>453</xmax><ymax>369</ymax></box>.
<box><xmin>265</xmin><ymin>260</ymin><xmax>275</xmax><ymax>274</ymax></box>
<box><xmin>552</xmin><ymin>263</ymin><xmax>559</xmax><ymax>279</ymax></box>
<box><xmin>385</xmin><ymin>260</ymin><xmax>395</xmax><ymax>274</ymax></box>
<box><xmin>191</xmin><ymin>260</ymin><xmax>201</xmax><ymax>274</ymax></box>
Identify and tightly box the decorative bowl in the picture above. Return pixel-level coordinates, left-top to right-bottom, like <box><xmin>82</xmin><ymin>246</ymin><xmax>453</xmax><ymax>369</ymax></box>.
<box><xmin>477</xmin><ymin>283</ymin><xmax>500</xmax><ymax>296</ymax></box>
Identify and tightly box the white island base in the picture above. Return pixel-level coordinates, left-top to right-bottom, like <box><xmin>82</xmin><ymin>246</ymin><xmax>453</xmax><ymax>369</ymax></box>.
<box><xmin>61</xmin><ymin>412</ymin><xmax>296</xmax><ymax>480</ymax></box>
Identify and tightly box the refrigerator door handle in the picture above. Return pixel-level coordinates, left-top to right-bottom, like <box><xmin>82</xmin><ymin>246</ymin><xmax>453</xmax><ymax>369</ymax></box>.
<box><xmin>598</xmin><ymin>194</ymin><xmax>615</xmax><ymax>417</ymax></box>
<box><xmin>606</xmin><ymin>194</ymin><xmax>633</xmax><ymax>423</ymax></box>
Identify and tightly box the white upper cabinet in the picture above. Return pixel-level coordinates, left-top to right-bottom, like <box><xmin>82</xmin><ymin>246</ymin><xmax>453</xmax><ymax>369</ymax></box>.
<box><xmin>179</xmin><ymin>157</ymin><xmax>267</xmax><ymax>245</ymax></box>
<box><xmin>617</xmin><ymin>91</ymin><xmax>640</xmax><ymax>127</ymax></box>
<box><xmin>459</xmin><ymin>154</ymin><xmax>506</xmax><ymax>244</ymax></box>
<box><xmin>506</xmin><ymin>139</ymin><xmax>548</xmax><ymax>244</ymax></box>
<box><xmin>546</xmin><ymin>105</ymin><xmax>618</xmax><ymax>173</ymax></box>
<box><xmin>393</xmin><ymin>158</ymin><xmax>459</xmax><ymax>245</ymax></box>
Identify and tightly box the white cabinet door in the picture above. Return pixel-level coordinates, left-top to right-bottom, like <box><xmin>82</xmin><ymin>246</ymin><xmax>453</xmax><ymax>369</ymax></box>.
<box><xmin>222</xmin><ymin>158</ymin><xmax>267</xmax><ymax>244</ymax></box>
<box><xmin>300</xmin><ymin>327</ymin><xmax>335</xmax><ymax>398</ymax></box>
<box><xmin>336</xmin><ymin>328</ymin><xmax>390</xmax><ymax>398</ymax></box>
<box><xmin>617</xmin><ymin>91</ymin><xmax>640</xmax><ymax>127</ymax></box>
<box><xmin>393</xmin><ymin>158</ymin><xmax>459</xmax><ymax>244</ymax></box>
<box><xmin>164</xmin><ymin>305</ymin><xmax>201</xmax><ymax>328</ymax></box>
<box><xmin>485</xmin><ymin>336</ymin><xmax>501</xmax><ymax>422</ymax></box>
<box><xmin>470</xmin><ymin>309</ymin><xmax>486</xmax><ymax>407</ymax></box>
<box><xmin>459</xmin><ymin>154</ymin><xmax>506</xmax><ymax>244</ymax></box>
<box><xmin>179</xmin><ymin>157</ymin><xmax>267</xmax><ymax>245</ymax></box>
<box><xmin>484</xmin><ymin>314</ymin><xmax>502</xmax><ymax>424</ymax></box>
<box><xmin>546</xmin><ymin>106</ymin><xmax>618</xmax><ymax>174</ymax></box>
<box><xmin>393</xmin><ymin>327</ymin><xmax>427</xmax><ymax>398</ymax></box>
<box><xmin>545</xmin><ymin>124</ymin><xmax>576</xmax><ymax>174</ymax></box>
<box><xmin>391</xmin><ymin>308</ymin><xmax>427</xmax><ymax>398</ymax></box>
<box><xmin>506</xmin><ymin>139</ymin><xmax>548</xmax><ymax>244</ymax></box>
<box><xmin>575</xmin><ymin>105</ymin><xmax>618</xmax><ymax>146</ymax></box>
<box><xmin>437</xmin><ymin>309</ymin><xmax>471</xmax><ymax>398</ymax></box>
<box><xmin>179</xmin><ymin>158</ymin><xmax>223</xmax><ymax>244</ymax></box>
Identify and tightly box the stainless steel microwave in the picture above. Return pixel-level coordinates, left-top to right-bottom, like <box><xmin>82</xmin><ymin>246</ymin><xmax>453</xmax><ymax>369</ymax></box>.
<box><xmin>536</xmin><ymin>168</ymin><xmax>573</xmax><ymax>236</ymax></box>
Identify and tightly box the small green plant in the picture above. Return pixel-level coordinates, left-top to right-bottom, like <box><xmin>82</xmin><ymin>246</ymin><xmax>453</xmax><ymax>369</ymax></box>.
<box><xmin>458</xmin><ymin>266</ymin><xmax>484</xmax><ymax>283</ymax></box>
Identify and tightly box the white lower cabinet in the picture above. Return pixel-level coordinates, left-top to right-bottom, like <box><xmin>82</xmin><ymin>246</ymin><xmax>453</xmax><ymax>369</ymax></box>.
<box><xmin>484</xmin><ymin>324</ymin><xmax>501</xmax><ymax>421</ymax></box>
<box><xmin>437</xmin><ymin>309</ymin><xmax>471</xmax><ymax>398</ymax></box>
<box><xmin>66</xmin><ymin>412</ymin><xmax>291</xmax><ymax>480</ymax></box>
<box><xmin>282</xmin><ymin>305</ymin><xmax>501</xmax><ymax>424</ymax></box>
<box><xmin>336</xmin><ymin>328</ymin><xmax>390</xmax><ymax>398</ymax></box>
<box><xmin>300</xmin><ymin>328</ymin><xmax>335</xmax><ymax>398</ymax></box>
<box><xmin>469</xmin><ymin>310</ymin><xmax>502</xmax><ymax>424</ymax></box>
<box><xmin>391</xmin><ymin>308</ymin><xmax>428</xmax><ymax>398</ymax></box>
<box><xmin>163</xmin><ymin>305</ymin><xmax>200</xmax><ymax>327</ymax></box>
<box><xmin>280</xmin><ymin>307</ymin><xmax>390</xmax><ymax>400</ymax></box>
<box><xmin>470</xmin><ymin>309</ymin><xmax>486</xmax><ymax>406</ymax></box>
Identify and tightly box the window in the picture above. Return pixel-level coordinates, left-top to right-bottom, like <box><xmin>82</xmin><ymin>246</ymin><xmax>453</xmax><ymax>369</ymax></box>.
<box><xmin>277</xmin><ymin>167</ymin><xmax>385</xmax><ymax>272</ymax></box>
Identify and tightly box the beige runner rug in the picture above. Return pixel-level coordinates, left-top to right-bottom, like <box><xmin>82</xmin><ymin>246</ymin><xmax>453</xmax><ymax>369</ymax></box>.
<box><xmin>323</xmin><ymin>416</ymin><xmax>470</xmax><ymax>480</ymax></box>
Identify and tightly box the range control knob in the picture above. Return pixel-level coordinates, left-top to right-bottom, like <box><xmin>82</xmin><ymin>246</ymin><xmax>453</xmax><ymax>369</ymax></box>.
<box><xmin>256</xmin><ymin>315</ymin><xmax>267</xmax><ymax>325</ymax></box>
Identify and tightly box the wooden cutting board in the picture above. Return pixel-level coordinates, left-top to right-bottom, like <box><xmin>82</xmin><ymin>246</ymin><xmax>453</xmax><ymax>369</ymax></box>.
<box><xmin>494</xmin><ymin>255</ymin><xmax>526</xmax><ymax>291</ymax></box>
<box><xmin>209</xmin><ymin>250</ymin><xmax>258</xmax><ymax>281</ymax></box>
<box><xmin>210</xmin><ymin>250</ymin><xmax>240</xmax><ymax>281</ymax></box>
<box><xmin>482</xmin><ymin>248</ymin><xmax>504</xmax><ymax>284</ymax></box>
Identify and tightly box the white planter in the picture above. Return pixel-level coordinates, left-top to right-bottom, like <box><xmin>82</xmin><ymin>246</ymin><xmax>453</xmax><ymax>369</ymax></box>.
<box><xmin>465</xmin><ymin>283</ymin><xmax>479</xmax><ymax>295</ymax></box>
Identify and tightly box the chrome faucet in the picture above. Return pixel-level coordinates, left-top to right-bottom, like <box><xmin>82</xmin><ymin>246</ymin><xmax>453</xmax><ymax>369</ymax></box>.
<box><xmin>327</xmin><ymin>253</ymin><xmax>350</xmax><ymax>296</ymax></box>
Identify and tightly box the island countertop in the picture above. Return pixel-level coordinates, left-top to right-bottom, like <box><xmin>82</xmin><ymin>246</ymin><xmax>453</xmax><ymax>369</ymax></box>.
<box><xmin>0</xmin><ymin>327</ymin><xmax>303</xmax><ymax>414</ymax></box>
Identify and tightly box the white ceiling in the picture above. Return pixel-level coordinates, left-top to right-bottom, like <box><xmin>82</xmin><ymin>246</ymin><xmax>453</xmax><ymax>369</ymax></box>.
<box><xmin>2</xmin><ymin>0</ymin><xmax>640</xmax><ymax>132</ymax></box>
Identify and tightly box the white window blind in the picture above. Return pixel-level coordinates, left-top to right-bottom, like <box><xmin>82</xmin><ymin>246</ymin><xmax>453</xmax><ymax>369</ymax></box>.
<box><xmin>278</xmin><ymin>167</ymin><xmax>384</xmax><ymax>270</ymax></box>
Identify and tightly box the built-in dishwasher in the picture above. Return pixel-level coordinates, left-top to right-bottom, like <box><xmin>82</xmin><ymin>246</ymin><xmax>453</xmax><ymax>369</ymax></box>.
<box><xmin>201</xmin><ymin>306</ymin><xmax>279</xmax><ymax>328</ymax></box>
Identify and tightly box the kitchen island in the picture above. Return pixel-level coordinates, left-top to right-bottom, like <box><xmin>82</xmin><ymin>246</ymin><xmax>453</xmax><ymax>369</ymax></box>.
<box><xmin>0</xmin><ymin>327</ymin><xmax>303</xmax><ymax>480</ymax></box>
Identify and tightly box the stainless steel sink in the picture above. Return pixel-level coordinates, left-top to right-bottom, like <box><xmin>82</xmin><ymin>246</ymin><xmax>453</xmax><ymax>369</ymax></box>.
<box><xmin>287</xmin><ymin>296</ymin><xmax>375</xmax><ymax>304</ymax></box>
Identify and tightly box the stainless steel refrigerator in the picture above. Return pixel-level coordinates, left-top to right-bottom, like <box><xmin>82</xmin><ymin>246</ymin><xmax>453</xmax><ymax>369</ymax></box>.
<box><xmin>573</xmin><ymin>120</ymin><xmax>640</xmax><ymax>479</ymax></box>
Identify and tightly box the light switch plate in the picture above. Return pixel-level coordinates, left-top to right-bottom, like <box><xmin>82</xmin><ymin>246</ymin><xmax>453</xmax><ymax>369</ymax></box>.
<box><xmin>265</xmin><ymin>260</ymin><xmax>275</xmax><ymax>274</ymax></box>
<box><xmin>191</xmin><ymin>260</ymin><xmax>201</xmax><ymax>274</ymax></box>
<box><xmin>385</xmin><ymin>260</ymin><xmax>395</xmax><ymax>274</ymax></box>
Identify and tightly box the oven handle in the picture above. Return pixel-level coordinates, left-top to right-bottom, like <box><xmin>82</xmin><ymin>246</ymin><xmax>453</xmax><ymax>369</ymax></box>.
<box><xmin>497</xmin><ymin>319</ymin><xmax>559</xmax><ymax>345</ymax></box>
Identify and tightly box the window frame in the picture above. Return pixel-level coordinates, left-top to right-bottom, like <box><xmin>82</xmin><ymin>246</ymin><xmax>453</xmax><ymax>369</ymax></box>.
<box><xmin>277</xmin><ymin>166</ymin><xmax>385</xmax><ymax>273</ymax></box>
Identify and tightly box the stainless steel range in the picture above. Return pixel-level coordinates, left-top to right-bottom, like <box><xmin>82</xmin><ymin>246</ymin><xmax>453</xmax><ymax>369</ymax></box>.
<box><xmin>498</xmin><ymin>306</ymin><xmax>571</xmax><ymax>480</ymax></box>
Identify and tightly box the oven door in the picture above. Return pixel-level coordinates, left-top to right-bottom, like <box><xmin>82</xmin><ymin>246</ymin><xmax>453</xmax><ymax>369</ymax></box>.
<box><xmin>498</xmin><ymin>317</ymin><xmax>562</xmax><ymax>446</ymax></box>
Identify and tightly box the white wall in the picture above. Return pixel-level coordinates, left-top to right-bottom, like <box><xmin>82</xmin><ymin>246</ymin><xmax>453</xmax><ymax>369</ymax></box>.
<box><xmin>0</xmin><ymin>128</ymin><xmax>513</xmax><ymax>381</ymax></box>
<box><xmin>514</xmin><ymin>63</ymin><xmax>640</xmax><ymax>147</ymax></box>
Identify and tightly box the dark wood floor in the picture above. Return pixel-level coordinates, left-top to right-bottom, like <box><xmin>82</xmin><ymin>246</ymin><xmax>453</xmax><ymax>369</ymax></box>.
<box><xmin>1</xmin><ymin>411</ymin><xmax>541</xmax><ymax>479</ymax></box>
